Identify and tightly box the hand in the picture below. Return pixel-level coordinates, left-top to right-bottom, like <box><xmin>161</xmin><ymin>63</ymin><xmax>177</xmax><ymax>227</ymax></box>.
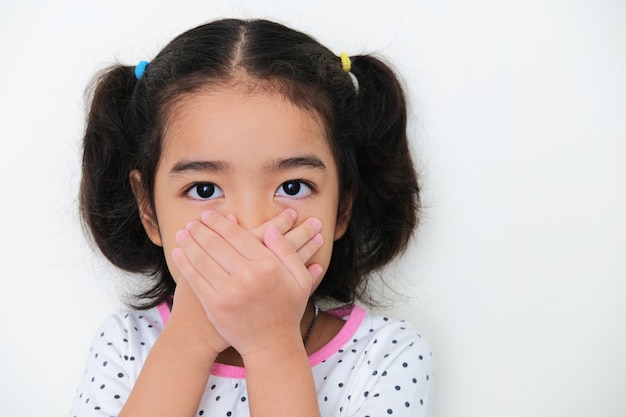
<box><xmin>167</xmin><ymin>275</ymin><xmax>230</xmax><ymax>356</ymax></box>
<box><xmin>241</xmin><ymin>209</ymin><xmax>323</xmax><ymax>265</ymax></box>
<box><xmin>172</xmin><ymin>210</ymin><xmax>324</xmax><ymax>357</ymax></box>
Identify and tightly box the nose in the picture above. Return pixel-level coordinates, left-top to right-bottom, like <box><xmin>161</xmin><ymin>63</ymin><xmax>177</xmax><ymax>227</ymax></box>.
<box><xmin>223</xmin><ymin>194</ymin><xmax>280</xmax><ymax>230</ymax></box>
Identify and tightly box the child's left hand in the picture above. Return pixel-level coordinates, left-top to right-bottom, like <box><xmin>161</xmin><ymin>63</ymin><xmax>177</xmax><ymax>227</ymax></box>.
<box><xmin>172</xmin><ymin>210</ymin><xmax>324</xmax><ymax>360</ymax></box>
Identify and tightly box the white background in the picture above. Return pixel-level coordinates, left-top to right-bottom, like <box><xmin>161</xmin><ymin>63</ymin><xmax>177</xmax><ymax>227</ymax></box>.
<box><xmin>1</xmin><ymin>1</ymin><xmax>625</xmax><ymax>416</ymax></box>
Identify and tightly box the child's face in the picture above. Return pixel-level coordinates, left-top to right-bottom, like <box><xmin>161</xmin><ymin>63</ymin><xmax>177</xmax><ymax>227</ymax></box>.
<box><xmin>139</xmin><ymin>85</ymin><xmax>347</xmax><ymax>290</ymax></box>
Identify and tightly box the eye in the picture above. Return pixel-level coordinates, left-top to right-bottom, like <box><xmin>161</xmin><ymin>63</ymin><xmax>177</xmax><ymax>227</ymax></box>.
<box><xmin>275</xmin><ymin>180</ymin><xmax>313</xmax><ymax>199</ymax></box>
<box><xmin>186</xmin><ymin>183</ymin><xmax>224</xmax><ymax>200</ymax></box>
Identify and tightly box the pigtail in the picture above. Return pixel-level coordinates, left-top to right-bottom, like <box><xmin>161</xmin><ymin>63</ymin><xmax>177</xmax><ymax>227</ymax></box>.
<box><xmin>80</xmin><ymin>65</ymin><xmax>170</xmax><ymax>305</ymax></box>
<box><xmin>349</xmin><ymin>55</ymin><xmax>419</xmax><ymax>278</ymax></box>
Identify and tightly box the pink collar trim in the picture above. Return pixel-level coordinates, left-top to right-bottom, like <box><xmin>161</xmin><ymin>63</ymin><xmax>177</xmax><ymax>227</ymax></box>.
<box><xmin>156</xmin><ymin>303</ymin><xmax>366</xmax><ymax>379</ymax></box>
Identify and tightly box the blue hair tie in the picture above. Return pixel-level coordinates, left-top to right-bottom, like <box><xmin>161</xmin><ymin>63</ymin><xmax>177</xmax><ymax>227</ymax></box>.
<box><xmin>135</xmin><ymin>61</ymin><xmax>149</xmax><ymax>80</ymax></box>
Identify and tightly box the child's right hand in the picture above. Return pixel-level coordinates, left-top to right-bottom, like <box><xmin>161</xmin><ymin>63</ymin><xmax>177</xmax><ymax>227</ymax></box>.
<box><xmin>168</xmin><ymin>209</ymin><xmax>322</xmax><ymax>356</ymax></box>
<box><xmin>172</xmin><ymin>209</ymin><xmax>323</xmax><ymax>358</ymax></box>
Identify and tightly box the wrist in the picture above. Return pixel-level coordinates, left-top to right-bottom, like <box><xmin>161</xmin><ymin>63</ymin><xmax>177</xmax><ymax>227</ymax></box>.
<box><xmin>240</xmin><ymin>328</ymin><xmax>306</xmax><ymax>366</ymax></box>
<box><xmin>162</xmin><ymin>313</ymin><xmax>220</xmax><ymax>368</ymax></box>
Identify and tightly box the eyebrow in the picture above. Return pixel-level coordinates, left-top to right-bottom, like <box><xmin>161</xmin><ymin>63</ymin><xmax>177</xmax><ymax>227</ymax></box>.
<box><xmin>169</xmin><ymin>155</ymin><xmax>326</xmax><ymax>176</ymax></box>
<box><xmin>170</xmin><ymin>160</ymin><xmax>229</xmax><ymax>175</ymax></box>
<box><xmin>265</xmin><ymin>155</ymin><xmax>327</xmax><ymax>171</ymax></box>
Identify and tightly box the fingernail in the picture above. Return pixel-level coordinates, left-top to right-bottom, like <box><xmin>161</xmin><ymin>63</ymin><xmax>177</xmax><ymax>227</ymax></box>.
<box><xmin>286</xmin><ymin>208</ymin><xmax>297</xmax><ymax>219</ymax></box>
<box><xmin>172</xmin><ymin>247</ymin><xmax>183</xmax><ymax>259</ymax></box>
<box><xmin>201</xmin><ymin>210</ymin><xmax>214</xmax><ymax>222</ymax></box>
<box><xmin>310</xmin><ymin>264</ymin><xmax>323</xmax><ymax>279</ymax></box>
<box><xmin>186</xmin><ymin>220</ymin><xmax>199</xmax><ymax>230</ymax></box>
<box><xmin>266</xmin><ymin>224</ymin><xmax>280</xmax><ymax>239</ymax></box>
<box><xmin>313</xmin><ymin>233</ymin><xmax>324</xmax><ymax>246</ymax></box>
<box><xmin>175</xmin><ymin>229</ymin><xmax>189</xmax><ymax>243</ymax></box>
<box><xmin>309</xmin><ymin>218</ymin><xmax>322</xmax><ymax>232</ymax></box>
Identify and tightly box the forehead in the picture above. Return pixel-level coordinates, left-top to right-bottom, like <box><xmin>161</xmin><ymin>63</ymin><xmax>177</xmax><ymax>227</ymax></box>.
<box><xmin>160</xmin><ymin>85</ymin><xmax>332</xmax><ymax>164</ymax></box>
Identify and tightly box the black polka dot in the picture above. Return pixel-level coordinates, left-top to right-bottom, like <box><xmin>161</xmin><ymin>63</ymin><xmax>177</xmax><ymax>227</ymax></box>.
<box><xmin>117</xmin><ymin>372</ymin><xmax>124</xmax><ymax>378</ymax></box>
<box><xmin>402</xmin><ymin>362</ymin><xmax>408</xmax><ymax>367</ymax></box>
<box><xmin>405</xmin><ymin>401</ymin><xmax>410</xmax><ymax>407</ymax></box>
<box><xmin>387</xmin><ymin>408</ymin><xmax>393</xmax><ymax>414</ymax></box>
<box><xmin>395</xmin><ymin>385</ymin><xmax>401</xmax><ymax>390</ymax></box>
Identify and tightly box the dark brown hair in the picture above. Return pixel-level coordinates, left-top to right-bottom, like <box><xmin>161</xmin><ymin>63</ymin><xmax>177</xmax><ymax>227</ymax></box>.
<box><xmin>80</xmin><ymin>18</ymin><xmax>420</xmax><ymax>309</ymax></box>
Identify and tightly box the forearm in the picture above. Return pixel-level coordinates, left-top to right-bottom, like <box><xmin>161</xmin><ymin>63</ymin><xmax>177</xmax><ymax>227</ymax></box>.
<box><xmin>244</xmin><ymin>333</ymin><xmax>321</xmax><ymax>417</ymax></box>
<box><xmin>118</xmin><ymin>318</ymin><xmax>217</xmax><ymax>417</ymax></box>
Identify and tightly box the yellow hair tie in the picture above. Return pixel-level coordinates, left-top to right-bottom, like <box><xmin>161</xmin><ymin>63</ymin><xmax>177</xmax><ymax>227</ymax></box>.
<box><xmin>339</xmin><ymin>51</ymin><xmax>351</xmax><ymax>73</ymax></box>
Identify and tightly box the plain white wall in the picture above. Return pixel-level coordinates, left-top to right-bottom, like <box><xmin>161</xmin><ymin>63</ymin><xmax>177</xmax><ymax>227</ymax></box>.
<box><xmin>1</xmin><ymin>1</ymin><xmax>625</xmax><ymax>416</ymax></box>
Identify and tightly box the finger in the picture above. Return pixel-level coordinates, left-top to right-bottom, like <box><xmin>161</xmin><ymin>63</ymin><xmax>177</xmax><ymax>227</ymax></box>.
<box><xmin>283</xmin><ymin>217</ymin><xmax>322</xmax><ymax>262</ymax></box>
<box><xmin>172</xmin><ymin>244</ymin><xmax>218</xmax><ymax>296</ymax></box>
<box><xmin>263</xmin><ymin>224</ymin><xmax>318</xmax><ymax>291</ymax></box>
<box><xmin>201</xmin><ymin>210</ymin><xmax>268</xmax><ymax>260</ymax></box>
<box><xmin>187</xmin><ymin>220</ymin><xmax>251</xmax><ymax>274</ymax></box>
<box><xmin>296</xmin><ymin>233</ymin><xmax>324</xmax><ymax>264</ymax></box>
<box><xmin>175</xmin><ymin>229</ymin><xmax>225</xmax><ymax>287</ymax></box>
<box><xmin>308</xmin><ymin>263</ymin><xmax>324</xmax><ymax>288</ymax></box>
<box><xmin>247</xmin><ymin>209</ymin><xmax>297</xmax><ymax>241</ymax></box>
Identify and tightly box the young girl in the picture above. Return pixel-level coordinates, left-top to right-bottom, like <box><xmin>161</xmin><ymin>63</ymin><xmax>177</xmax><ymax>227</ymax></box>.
<box><xmin>71</xmin><ymin>18</ymin><xmax>433</xmax><ymax>417</ymax></box>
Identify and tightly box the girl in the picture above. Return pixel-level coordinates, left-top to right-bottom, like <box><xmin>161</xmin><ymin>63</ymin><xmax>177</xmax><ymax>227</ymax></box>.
<box><xmin>71</xmin><ymin>18</ymin><xmax>433</xmax><ymax>417</ymax></box>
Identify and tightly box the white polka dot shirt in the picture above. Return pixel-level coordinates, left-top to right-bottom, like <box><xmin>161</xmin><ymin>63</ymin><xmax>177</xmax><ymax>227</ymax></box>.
<box><xmin>70</xmin><ymin>304</ymin><xmax>434</xmax><ymax>416</ymax></box>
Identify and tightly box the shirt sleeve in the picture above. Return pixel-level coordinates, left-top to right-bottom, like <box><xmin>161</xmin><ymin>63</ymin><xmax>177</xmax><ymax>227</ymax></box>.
<box><xmin>68</xmin><ymin>311</ymin><xmax>159</xmax><ymax>417</ymax></box>
<box><xmin>345</xmin><ymin>319</ymin><xmax>435</xmax><ymax>417</ymax></box>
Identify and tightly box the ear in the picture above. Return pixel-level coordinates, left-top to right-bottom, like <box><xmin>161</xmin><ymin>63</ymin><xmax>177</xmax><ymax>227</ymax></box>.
<box><xmin>129</xmin><ymin>170</ymin><xmax>162</xmax><ymax>247</ymax></box>
<box><xmin>333</xmin><ymin>192</ymin><xmax>354</xmax><ymax>241</ymax></box>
